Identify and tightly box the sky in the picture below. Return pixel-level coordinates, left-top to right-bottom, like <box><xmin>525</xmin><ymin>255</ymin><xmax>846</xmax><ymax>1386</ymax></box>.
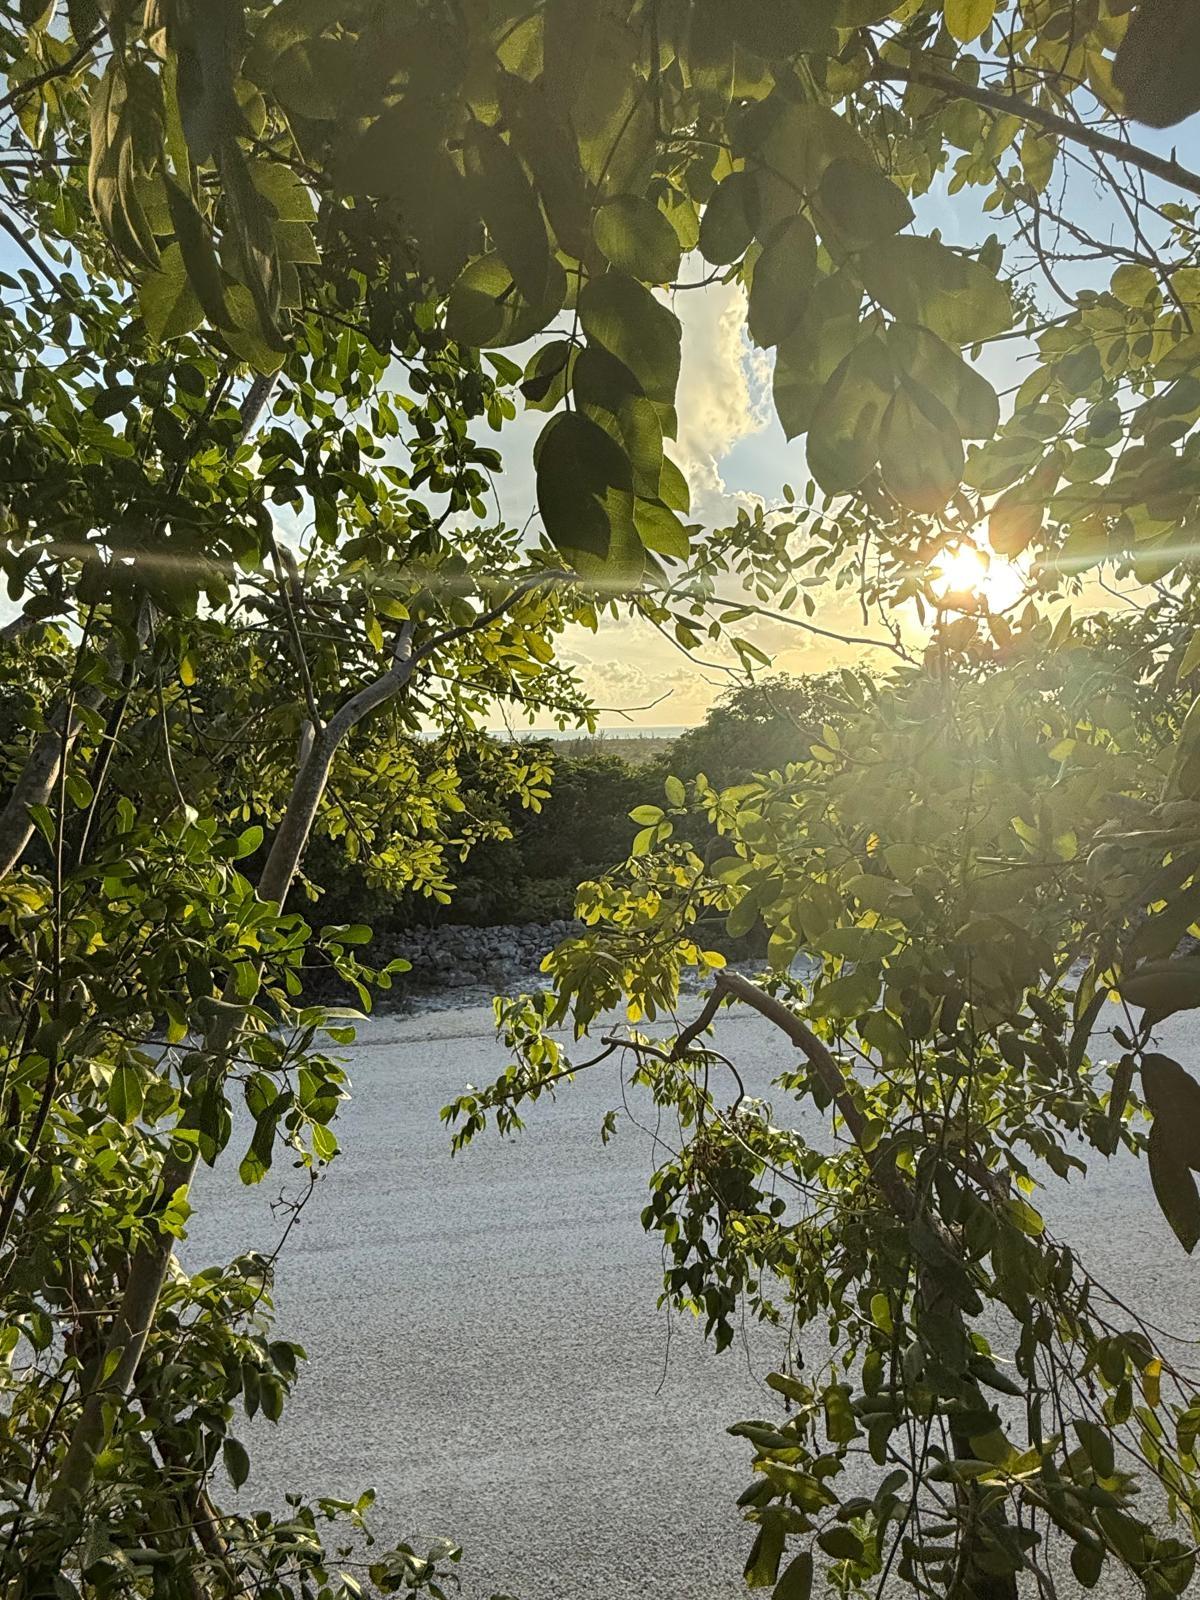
<box><xmin>511</xmin><ymin>115</ymin><xmax>1197</xmax><ymax>730</ymax></box>
<box><xmin>4</xmin><ymin>94</ymin><xmax>1188</xmax><ymax>732</ymax></box>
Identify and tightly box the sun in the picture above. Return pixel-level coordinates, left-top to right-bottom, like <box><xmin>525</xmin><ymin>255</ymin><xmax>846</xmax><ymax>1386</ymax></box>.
<box><xmin>935</xmin><ymin>543</ymin><xmax>1026</xmax><ymax>612</ymax></box>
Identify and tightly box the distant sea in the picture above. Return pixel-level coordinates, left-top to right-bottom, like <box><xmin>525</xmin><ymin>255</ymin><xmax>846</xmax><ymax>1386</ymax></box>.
<box><xmin>491</xmin><ymin>723</ymin><xmax>690</xmax><ymax>740</ymax></box>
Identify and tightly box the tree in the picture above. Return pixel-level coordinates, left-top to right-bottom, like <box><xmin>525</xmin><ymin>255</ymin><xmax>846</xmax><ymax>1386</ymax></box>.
<box><xmin>0</xmin><ymin>2</ymin><xmax>813</xmax><ymax>1592</ymax></box>
<box><xmin>14</xmin><ymin>0</ymin><xmax>1197</xmax><ymax>606</ymax></box>
<box><xmin>4</xmin><ymin>1</ymin><xmax>1200</xmax><ymax>1596</ymax></box>
<box><xmin>452</xmin><ymin>600</ymin><xmax>1200</xmax><ymax>1598</ymax></box>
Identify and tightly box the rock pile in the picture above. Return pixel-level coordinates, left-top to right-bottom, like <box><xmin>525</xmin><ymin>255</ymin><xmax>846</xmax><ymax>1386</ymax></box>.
<box><xmin>375</xmin><ymin>920</ymin><xmax>581</xmax><ymax>1005</ymax></box>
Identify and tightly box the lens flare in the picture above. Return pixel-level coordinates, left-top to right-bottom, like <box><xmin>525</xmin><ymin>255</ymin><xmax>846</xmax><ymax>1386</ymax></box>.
<box><xmin>936</xmin><ymin>544</ymin><xmax>1026</xmax><ymax>611</ymax></box>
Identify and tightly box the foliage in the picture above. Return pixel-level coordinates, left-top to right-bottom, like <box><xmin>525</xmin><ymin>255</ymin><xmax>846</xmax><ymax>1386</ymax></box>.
<box><xmin>2</xmin><ymin>0</ymin><xmax>1200</xmax><ymax>1597</ymax></box>
<box><xmin>451</xmin><ymin>600</ymin><xmax>1200</xmax><ymax>1597</ymax></box>
<box><xmin>12</xmin><ymin>0</ymin><xmax>1200</xmax><ymax>609</ymax></box>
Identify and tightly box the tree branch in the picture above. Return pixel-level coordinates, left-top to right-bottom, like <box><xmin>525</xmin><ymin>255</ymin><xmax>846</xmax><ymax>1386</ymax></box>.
<box><xmin>0</xmin><ymin>29</ymin><xmax>105</xmax><ymax>113</ymax></box>
<box><xmin>875</xmin><ymin>63</ymin><xmax>1200</xmax><ymax>200</ymax></box>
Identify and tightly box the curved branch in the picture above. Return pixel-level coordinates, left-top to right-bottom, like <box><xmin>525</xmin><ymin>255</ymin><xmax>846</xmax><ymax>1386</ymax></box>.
<box><xmin>875</xmin><ymin>63</ymin><xmax>1200</xmax><ymax>199</ymax></box>
<box><xmin>0</xmin><ymin>28</ymin><xmax>105</xmax><ymax>113</ymax></box>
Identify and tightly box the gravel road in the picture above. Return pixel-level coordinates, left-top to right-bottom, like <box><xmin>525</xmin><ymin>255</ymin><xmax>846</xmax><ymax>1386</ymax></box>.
<box><xmin>186</xmin><ymin>1002</ymin><xmax>1200</xmax><ymax>1599</ymax></box>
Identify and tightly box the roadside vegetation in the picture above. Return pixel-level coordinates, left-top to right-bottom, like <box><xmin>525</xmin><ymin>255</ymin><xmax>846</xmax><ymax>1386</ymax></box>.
<box><xmin>2</xmin><ymin>2</ymin><xmax>1200</xmax><ymax>1599</ymax></box>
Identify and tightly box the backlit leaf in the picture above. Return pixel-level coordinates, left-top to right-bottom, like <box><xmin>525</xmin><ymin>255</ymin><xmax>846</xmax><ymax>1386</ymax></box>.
<box><xmin>578</xmin><ymin>273</ymin><xmax>681</xmax><ymax>408</ymax></box>
<box><xmin>535</xmin><ymin>411</ymin><xmax>638</xmax><ymax>572</ymax></box>
<box><xmin>945</xmin><ymin>0</ymin><xmax>995</xmax><ymax>43</ymax></box>
<box><xmin>814</xmin><ymin>157</ymin><xmax>913</xmax><ymax>250</ymax></box>
<box><xmin>856</xmin><ymin>235</ymin><xmax>1012</xmax><ymax>345</ymax></box>
<box><xmin>747</xmin><ymin>214</ymin><xmax>817</xmax><ymax>348</ymax></box>
<box><xmin>699</xmin><ymin>171</ymin><xmax>758</xmax><ymax>264</ymax></box>
<box><xmin>139</xmin><ymin>243</ymin><xmax>202</xmax><ymax>341</ymax></box>
<box><xmin>594</xmin><ymin>195</ymin><xmax>681</xmax><ymax>284</ymax></box>
<box><xmin>807</xmin><ymin>335</ymin><xmax>895</xmax><ymax>493</ymax></box>
<box><xmin>878</xmin><ymin>381</ymin><xmax>964</xmax><ymax>511</ymax></box>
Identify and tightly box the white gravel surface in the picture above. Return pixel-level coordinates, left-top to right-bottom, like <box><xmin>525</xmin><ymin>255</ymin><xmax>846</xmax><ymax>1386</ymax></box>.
<box><xmin>186</xmin><ymin>1001</ymin><xmax>1200</xmax><ymax>1599</ymax></box>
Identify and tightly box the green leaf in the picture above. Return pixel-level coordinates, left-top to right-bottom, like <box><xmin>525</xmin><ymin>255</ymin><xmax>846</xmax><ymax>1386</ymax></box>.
<box><xmin>1070</xmin><ymin>1540</ymin><xmax>1104</xmax><ymax>1590</ymax></box>
<box><xmin>251</xmin><ymin>161</ymin><xmax>315</xmax><ymax>223</ymax></box>
<box><xmin>1142</xmin><ymin>1052</ymin><xmax>1200</xmax><ymax>1250</ymax></box>
<box><xmin>1121</xmin><ymin>958</ymin><xmax>1200</xmax><ymax>1022</ymax></box>
<box><xmin>165</xmin><ymin>178</ymin><xmax>228</xmax><ymax>329</ymax></box>
<box><xmin>747</xmin><ymin>215</ymin><xmax>817</xmax><ymax>348</ymax></box>
<box><xmin>945</xmin><ymin>0</ymin><xmax>995</xmax><ymax>43</ymax></box>
<box><xmin>752</xmin><ymin>100</ymin><xmax>880</xmax><ymax>230</ymax></box>
<box><xmin>594</xmin><ymin>195</ymin><xmax>681</xmax><ymax>284</ymax></box>
<box><xmin>139</xmin><ymin>243</ymin><xmax>203</xmax><ymax>341</ymax></box>
<box><xmin>466</xmin><ymin>120</ymin><xmax>552</xmax><ymax>303</ymax></box>
<box><xmin>67</xmin><ymin>0</ymin><xmax>100</xmax><ymax>40</ymax></box>
<box><xmin>773</xmin><ymin>273</ymin><xmax>864</xmax><ymax>439</ymax></box>
<box><xmin>730</xmin><ymin>0</ymin><xmax>837</xmax><ymax>58</ymax></box>
<box><xmin>660</xmin><ymin>452</ymin><xmax>691</xmax><ymax>512</ymax></box>
<box><xmin>446</xmin><ymin>251</ymin><xmax>566</xmax><ymax>349</ymax></box>
<box><xmin>989</xmin><ymin>475</ymin><xmax>1046</xmax><ymax>557</ymax></box>
<box><xmin>535</xmin><ymin>411</ymin><xmax>639</xmax><ymax>572</ymax></box>
<box><xmin>886</xmin><ymin>323</ymin><xmax>999</xmax><ymax>439</ymax></box>
<box><xmin>699</xmin><ymin>171</ymin><xmax>758</xmax><ymax>264</ymax></box>
<box><xmin>814</xmin><ymin>158</ymin><xmax>913</xmax><ymax>250</ymax></box>
<box><xmin>1113</xmin><ymin>0</ymin><xmax>1200</xmax><ymax>128</ymax></box>
<box><xmin>634</xmin><ymin>496</ymin><xmax>690</xmax><ymax>560</ymax></box>
<box><xmin>1181</xmin><ymin>629</ymin><xmax>1200</xmax><ymax>679</ymax></box>
<box><xmin>856</xmin><ymin>235</ymin><xmax>1012</xmax><ymax>345</ymax></box>
<box><xmin>578</xmin><ymin>273</ymin><xmax>682</xmax><ymax>408</ymax></box>
<box><xmin>1073</xmin><ymin>1419</ymin><xmax>1115</xmax><ymax>1478</ymax></box>
<box><xmin>773</xmin><ymin>1553</ymin><xmax>813</xmax><ymax>1600</ymax></box>
<box><xmin>817</xmin><ymin>1526</ymin><xmax>864</xmax><ymax>1560</ymax></box>
<box><xmin>878</xmin><ymin>381</ymin><xmax>964</xmax><ymax>511</ymax></box>
<box><xmin>108</xmin><ymin>1063</ymin><xmax>144</xmax><ymax>1125</ymax></box>
<box><xmin>726</xmin><ymin>889</ymin><xmax>760</xmax><ymax>940</ymax></box>
<box><xmin>340</xmin><ymin>99</ymin><xmax>480</xmax><ymax>287</ymax></box>
<box><xmin>573</xmin><ymin>347</ymin><xmax>664</xmax><ymax>497</ymax></box>
<box><xmin>223</xmin><ymin>1436</ymin><xmax>251</xmax><ymax>1490</ymax></box>
<box><xmin>545</xmin><ymin>1</ymin><xmax>649</xmax><ymax>192</ymax></box>
<box><xmin>630</xmin><ymin>804</ymin><xmax>664</xmax><ymax>824</ymax></box>
<box><xmin>744</xmin><ymin>1521</ymin><xmax>786</xmax><ymax>1588</ymax></box>
<box><xmin>521</xmin><ymin>340</ymin><xmax>574</xmax><ymax>411</ymax></box>
<box><xmin>807</xmin><ymin>335</ymin><xmax>895</xmax><ymax>493</ymax></box>
<box><xmin>664</xmin><ymin>775</ymin><xmax>686</xmax><ymax>806</ymax></box>
<box><xmin>221</xmin><ymin>285</ymin><xmax>286</xmax><ymax>375</ymax></box>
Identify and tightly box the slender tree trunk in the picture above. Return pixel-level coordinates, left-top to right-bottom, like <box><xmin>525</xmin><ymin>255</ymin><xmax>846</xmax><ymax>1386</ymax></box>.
<box><xmin>32</xmin><ymin>627</ymin><xmax>416</xmax><ymax>1568</ymax></box>
<box><xmin>709</xmin><ymin>973</ymin><xmax>1018</xmax><ymax>1600</ymax></box>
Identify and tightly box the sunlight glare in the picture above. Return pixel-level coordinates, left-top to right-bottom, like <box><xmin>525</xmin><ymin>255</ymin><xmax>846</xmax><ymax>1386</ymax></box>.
<box><xmin>936</xmin><ymin>544</ymin><xmax>1026</xmax><ymax>612</ymax></box>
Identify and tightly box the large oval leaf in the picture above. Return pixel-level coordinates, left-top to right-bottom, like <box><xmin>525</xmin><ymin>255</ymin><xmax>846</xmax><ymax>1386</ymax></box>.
<box><xmin>814</xmin><ymin>158</ymin><xmax>914</xmax><ymax>251</ymax></box>
<box><xmin>772</xmin><ymin>272</ymin><xmax>865</xmax><ymax>439</ymax></box>
<box><xmin>594</xmin><ymin>195</ymin><xmax>681</xmax><ymax>284</ymax></box>
<box><xmin>445</xmin><ymin>251</ymin><xmax>565</xmax><ymax>348</ymax></box>
<box><xmin>807</xmin><ymin>336</ymin><xmax>895</xmax><ymax>493</ymax></box>
<box><xmin>856</xmin><ymin>235</ymin><xmax>1012</xmax><ymax>345</ymax></box>
<box><xmin>466</xmin><ymin>119</ymin><xmax>552</xmax><ymax>302</ymax></box>
<box><xmin>1113</xmin><ymin>0</ymin><xmax>1200</xmax><ymax>128</ymax></box>
<box><xmin>747</xmin><ymin>214</ymin><xmax>817</xmax><ymax>348</ymax></box>
<box><xmin>578</xmin><ymin>272</ymin><xmax>682</xmax><ymax>406</ymax></box>
<box><xmin>878</xmin><ymin>381</ymin><xmax>964</xmax><ymax>512</ymax></box>
<box><xmin>699</xmin><ymin>171</ymin><xmax>758</xmax><ymax>265</ymax></box>
<box><xmin>535</xmin><ymin>411</ymin><xmax>638</xmax><ymax>572</ymax></box>
<box><xmin>886</xmin><ymin>323</ymin><xmax>999</xmax><ymax>439</ymax></box>
<box><xmin>573</xmin><ymin>346</ymin><xmax>665</xmax><ymax>499</ymax></box>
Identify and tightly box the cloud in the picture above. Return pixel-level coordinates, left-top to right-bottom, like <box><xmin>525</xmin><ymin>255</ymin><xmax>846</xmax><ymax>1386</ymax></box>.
<box><xmin>671</xmin><ymin>275</ymin><xmax>773</xmax><ymax>523</ymax></box>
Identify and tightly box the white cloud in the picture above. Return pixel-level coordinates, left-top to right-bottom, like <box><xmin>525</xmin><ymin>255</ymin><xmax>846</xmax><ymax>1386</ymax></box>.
<box><xmin>670</xmin><ymin>274</ymin><xmax>773</xmax><ymax>523</ymax></box>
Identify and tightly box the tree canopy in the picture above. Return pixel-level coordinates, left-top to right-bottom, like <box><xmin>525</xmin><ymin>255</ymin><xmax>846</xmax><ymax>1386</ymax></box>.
<box><xmin>2</xmin><ymin>1</ymin><xmax>1200</xmax><ymax>1599</ymax></box>
<box><xmin>5</xmin><ymin>0</ymin><xmax>1199</xmax><ymax>595</ymax></box>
